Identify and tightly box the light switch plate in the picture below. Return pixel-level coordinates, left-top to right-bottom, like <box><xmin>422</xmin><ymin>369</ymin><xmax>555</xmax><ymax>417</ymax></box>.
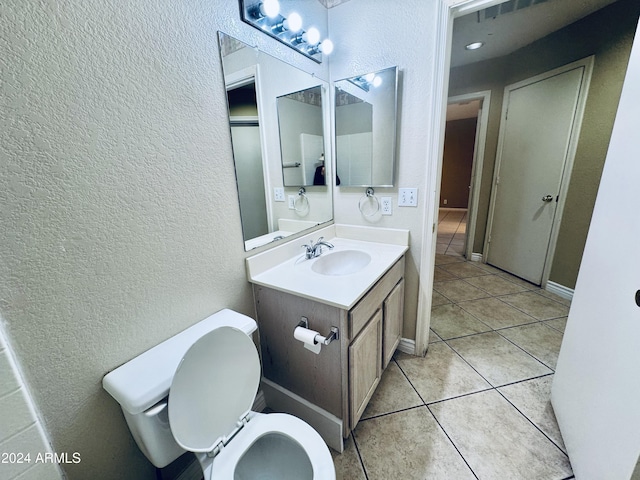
<box><xmin>274</xmin><ymin>187</ymin><xmax>285</xmax><ymax>202</ymax></box>
<box><xmin>398</xmin><ymin>188</ymin><xmax>418</xmax><ymax>207</ymax></box>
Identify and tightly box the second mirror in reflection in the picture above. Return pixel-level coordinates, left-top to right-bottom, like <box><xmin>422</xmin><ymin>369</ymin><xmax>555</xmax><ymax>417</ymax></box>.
<box><xmin>335</xmin><ymin>66</ymin><xmax>398</xmax><ymax>187</ymax></box>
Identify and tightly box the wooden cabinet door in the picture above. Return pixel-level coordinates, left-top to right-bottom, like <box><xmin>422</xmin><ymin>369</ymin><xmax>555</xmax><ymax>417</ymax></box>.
<box><xmin>382</xmin><ymin>279</ymin><xmax>404</xmax><ymax>369</ymax></box>
<box><xmin>349</xmin><ymin>309</ymin><xmax>382</xmax><ymax>430</ymax></box>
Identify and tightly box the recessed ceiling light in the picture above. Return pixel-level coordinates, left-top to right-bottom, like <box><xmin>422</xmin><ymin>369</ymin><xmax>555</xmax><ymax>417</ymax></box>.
<box><xmin>465</xmin><ymin>41</ymin><xmax>485</xmax><ymax>50</ymax></box>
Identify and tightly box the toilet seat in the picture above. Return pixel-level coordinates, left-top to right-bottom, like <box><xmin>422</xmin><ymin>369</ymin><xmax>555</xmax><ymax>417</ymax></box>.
<box><xmin>200</xmin><ymin>412</ymin><xmax>335</xmax><ymax>479</ymax></box>
<box><xmin>168</xmin><ymin>326</ymin><xmax>335</xmax><ymax>480</ymax></box>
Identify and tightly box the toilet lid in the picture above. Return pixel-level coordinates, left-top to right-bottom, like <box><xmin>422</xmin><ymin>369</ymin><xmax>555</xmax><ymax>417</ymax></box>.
<box><xmin>168</xmin><ymin>326</ymin><xmax>260</xmax><ymax>452</ymax></box>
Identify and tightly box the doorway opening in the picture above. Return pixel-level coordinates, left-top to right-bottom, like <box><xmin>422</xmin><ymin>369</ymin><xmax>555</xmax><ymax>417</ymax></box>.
<box><xmin>437</xmin><ymin>92</ymin><xmax>490</xmax><ymax>262</ymax></box>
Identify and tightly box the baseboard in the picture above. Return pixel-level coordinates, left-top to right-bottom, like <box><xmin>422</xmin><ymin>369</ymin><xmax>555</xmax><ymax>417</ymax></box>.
<box><xmin>397</xmin><ymin>337</ymin><xmax>415</xmax><ymax>355</ymax></box>
<box><xmin>545</xmin><ymin>281</ymin><xmax>574</xmax><ymax>301</ymax></box>
<box><xmin>261</xmin><ymin>378</ymin><xmax>344</xmax><ymax>453</ymax></box>
<box><xmin>470</xmin><ymin>253</ymin><xmax>483</xmax><ymax>262</ymax></box>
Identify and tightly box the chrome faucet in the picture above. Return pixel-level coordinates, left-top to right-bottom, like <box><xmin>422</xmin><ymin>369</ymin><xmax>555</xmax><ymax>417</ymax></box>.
<box><xmin>302</xmin><ymin>237</ymin><xmax>334</xmax><ymax>259</ymax></box>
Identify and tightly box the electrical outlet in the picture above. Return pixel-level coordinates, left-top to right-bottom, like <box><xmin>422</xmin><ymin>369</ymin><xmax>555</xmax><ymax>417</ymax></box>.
<box><xmin>381</xmin><ymin>197</ymin><xmax>392</xmax><ymax>215</ymax></box>
<box><xmin>398</xmin><ymin>188</ymin><xmax>418</xmax><ymax>207</ymax></box>
<box><xmin>443</xmin><ymin>198</ymin><xmax>448</xmax><ymax>205</ymax></box>
<box><xmin>274</xmin><ymin>187</ymin><xmax>285</xmax><ymax>202</ymax></box>
<box><xmin>288</xmin><ymin>195</ymin><xmax>296</xmax><ymax>209</ymax></box>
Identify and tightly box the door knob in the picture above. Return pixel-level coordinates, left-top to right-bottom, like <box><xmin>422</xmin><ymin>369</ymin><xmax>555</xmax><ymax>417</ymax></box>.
<box><xmin>542</xmin><ymin>195</ymin><xmax>554</xmax><ymax>202</ymax></box>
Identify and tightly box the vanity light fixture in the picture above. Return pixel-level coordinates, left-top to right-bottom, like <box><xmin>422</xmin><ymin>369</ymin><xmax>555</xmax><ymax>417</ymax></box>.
<box><xmin>348</xmin><ymin>73</ymin><xmax>382</xmax><ymax>92</ymax></box>
<box><xmin>240</xmin><ymin>0</ymin><xmax>334</xmax><ymax>63</ymax></box>
<box><xmin>465</xmin><ymin>41</ymin><xmax>485</xmax><ymax>50</ymax></box>
<box><xmin>250</xmin><ymin>0</ymin><xmax>280</xmax><ymax>19</ymax></box>
<box><xmin>308</xmin><ymin>39</ymin><xmax>334</xmax><ymax>56</ymax></box>
<box><xmin>272</xmin><ymin>11</ymin><xmax>303</xmax><ymax>34</ymax></box>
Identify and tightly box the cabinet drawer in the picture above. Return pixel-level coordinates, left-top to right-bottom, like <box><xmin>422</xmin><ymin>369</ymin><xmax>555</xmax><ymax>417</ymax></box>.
<box><xmin>349</xmin><ymin>256</ymin><xmax>404</xmax><ymax>340</ymax></box>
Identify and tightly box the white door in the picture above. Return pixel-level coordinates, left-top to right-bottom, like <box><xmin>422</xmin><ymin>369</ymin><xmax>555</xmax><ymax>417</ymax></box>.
<box><xmin>551</xmin><ymin>20</ymin><xmax>640</xmax><ymax>480</ymax></box>
<box><xmin>486</xmin><ymin>62</ymin><xmax>589</xmax><ymax>284</ymax></box>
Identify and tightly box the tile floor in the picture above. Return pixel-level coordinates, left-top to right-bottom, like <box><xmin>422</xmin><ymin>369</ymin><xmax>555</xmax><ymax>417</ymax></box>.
<box><xmin>331</xmin><ymin>209</ymin><xmax>573</xmax><ymax>479</ymax></box>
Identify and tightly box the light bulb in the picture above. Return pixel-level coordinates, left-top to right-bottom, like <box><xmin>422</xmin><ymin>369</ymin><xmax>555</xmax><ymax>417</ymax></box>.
<box><xmin>320</xmin><ymin>39</ymin><xmax>334</xmax><ymax>55</ymax></box>
<box><xmin>364</xmin><ymin>73</ymin><xmax>375</xmax><ymax>82</ymax></box>
<box><xmin>305</xmin><ymin>27</ymin><xmax>320</xmax><ymax>45</ymax></box>
<box><xmin>465</xmin><ymin>41</ymin><xmax>484</xmax><ymax>50</ymax></box>
<box><xmin>372</xmin><ymin>76</ymin><xmax>383</xmax><ymax>88</ymax></box>
<box><xmin>261</xmin><ymin>0</ymin><xmax>280</xmax><ymax>19</ymax></box>
<box><xmin>285</xmin><ymin>12</ymin><xmax>303</xmax><ymax>33</ymax></box>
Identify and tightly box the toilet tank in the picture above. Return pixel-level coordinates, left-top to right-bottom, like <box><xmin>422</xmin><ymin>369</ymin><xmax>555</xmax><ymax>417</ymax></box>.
<box><xmin>103</xmin><ymin>309</ymin><xmax>258</xmax><ymax>468</ymax></box>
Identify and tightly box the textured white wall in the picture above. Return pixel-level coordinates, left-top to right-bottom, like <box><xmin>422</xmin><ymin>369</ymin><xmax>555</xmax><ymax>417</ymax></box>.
<box><xmin>0</xmin><ymin>1</ymin><xmax>327</xmax><ymax>479</ymax></box>
<box><xmin>328</xmin><ymin>0</ymin><xmax>443</xmax><ymax>339</ymax></box>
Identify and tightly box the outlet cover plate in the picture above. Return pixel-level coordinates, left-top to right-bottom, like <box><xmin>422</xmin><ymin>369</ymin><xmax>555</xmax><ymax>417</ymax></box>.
<box><xmin>381</xmin><ymin>197</ymin><xmax>392</xmax><ymax>215</ymax></box>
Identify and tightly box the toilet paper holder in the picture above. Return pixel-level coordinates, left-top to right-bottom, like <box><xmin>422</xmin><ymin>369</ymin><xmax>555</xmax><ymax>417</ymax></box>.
<box><xmin>296</xmin><ymin>317</ymin><xmax>339</xmax><ymax>346</ymax></box>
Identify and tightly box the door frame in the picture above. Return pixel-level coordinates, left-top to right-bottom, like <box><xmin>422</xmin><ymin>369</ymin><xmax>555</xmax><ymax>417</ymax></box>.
<box><xmin>446</xmin><ymin>91</ymin><xmax>491</xmax><ymax>260</ymax></box>
<box><xmin>483</xmin><ymin>57</ymin><xmax>594</xmax><ymax>287</ymax></box>
<box><xmin>415</xmin><ymin>0</ymin><xmax>507</xmax><ymax>357</ymax></box>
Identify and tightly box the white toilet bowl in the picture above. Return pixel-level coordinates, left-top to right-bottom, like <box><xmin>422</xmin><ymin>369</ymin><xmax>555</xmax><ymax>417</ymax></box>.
<box><xmin>168</xmin><ymin>326</ymin><xmax>335</xmax><ymax>480</ymax></box>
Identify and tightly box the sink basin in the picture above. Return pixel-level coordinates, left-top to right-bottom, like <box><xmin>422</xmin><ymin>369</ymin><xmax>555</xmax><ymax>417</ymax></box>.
<box><xmin>311</xmin><ymin>250</ymin><xmax>372</xmax><ymax>276</ymax></box>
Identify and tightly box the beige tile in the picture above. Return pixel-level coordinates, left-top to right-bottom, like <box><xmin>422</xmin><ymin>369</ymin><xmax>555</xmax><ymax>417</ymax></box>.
<box><xmin>499</xmin><ymin>323</ymin><xmax>564</xmax><ymax>369</ymax></box>
<box><xmin>497</xmin><ymin>271</ymin><xmax>540</xmax><ymax>290</ymax></box>
<box><xmin>464</xmin><ymin>274</ymin><xmax>528</xmax><ymax>296</ymax></box>
<box><xmin>446</xmin><ymin>244</ymin><xmax>465</xmax><ymax>256</ymax></box>
<box><xmin>332</xmin><ymin>434</ymin><xmax>366</xmax><ymax>480</ymax></box>
<box><xmin>430</xmin><ymin>304</ymin><xmax>491</xmax><ymax>340</ymax></box>
<box><xmin>429</xmin><ymin>329</ymin><xmax>442</xmax><ymax>343</ymax></box>
<box><xmin>433</xmin><ymin>280</ymin><xmax>490</xmax><ymax>303</ymax></box>
<box><xmin>435</xmin><ymin>254</ymin><xmax>464</xmax><ymax>265</ymax></box>
<box><xmin>458</xmin><ymin>297</ymin><xmax>536</xmax><ymax>330</ymax></box>
<box><xmin>439</xmin><ymin>262</ymin><xmax>488</xmax><ymax>278</ymax></box>
<box><xmin>361</xmin><ymin>362</ymin><xmax>423</xmax><ymax>420</ymax></box>
<box><xmin>538</xmin><ymin>289</ymin><xmax>572</xmax><ymax>307</ymax></box>
<box><xmin>396</xmin><ymin>344</ymin><xmax>491</xmax><ymax>404</ymax></box>
<box><xmin>433</xmin><ymin>266</ymin><xmax>457</xmax><ymax>282</ymax></box>
<box><xmin>430</xmin><ymin>390</ymin><xmax>572</xmax><ymax>479</ymax></box>
<box><xmin>431</xmin><ymin>290</ymin><xmax>450</xmax><ymax>307</ymax></box>
<box><xmin>451</xmin><ymin>233</ymin><xmax>466</xmax><ymax>246</ymax></box>
<box><xmin>544</xmin><ymin>316</ymin><xmax>568</xmax><ymax>333</ymax></box>
<box><xmin>498</xmin><ymin>376</ymin><xmax>566</xmax><ymax>452</ymax></box>
<box><xmin>500</xmin><ymin>291</ymin><xmax>570</xmax><ymax>320</ymax></box>
<box><xmin>354</xmin><ymin>407</ymin><xmax>475</xmax><ymax>480</ymax></box>
<box><xmin>472</xmin><ymin>262</ymin><xmax>503</xmax><ymax>274</ymax></box>
<box><xmin>436</xmin><ymin>243</ymin><xmax>448</xmax><ymax>254</ymax></box>
<box><xmin>447</xmin><ymin>332</ymin><xmax>552</xmax><ymax>386</ymax></box>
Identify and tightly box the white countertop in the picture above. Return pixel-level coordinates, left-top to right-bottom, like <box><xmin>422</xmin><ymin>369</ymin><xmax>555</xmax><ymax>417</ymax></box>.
<box><xmin>246</xmin><ymin>225</ymin><xmax>409</xmax><ymax>310</ymax></box>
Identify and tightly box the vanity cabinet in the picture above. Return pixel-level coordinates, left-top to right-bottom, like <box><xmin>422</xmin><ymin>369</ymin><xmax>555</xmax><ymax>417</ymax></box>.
<box><xmin>254</xmin><ymin>256</ymin><xmax>405</xmax><ymax>437</ymax></box>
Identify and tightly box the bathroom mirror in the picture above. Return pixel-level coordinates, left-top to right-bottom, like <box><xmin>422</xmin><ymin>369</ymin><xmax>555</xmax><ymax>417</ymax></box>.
<box><xmin>277</xmin><ymin>86</ymin><xmax>326</xmax><ymax>186</ymax></box>
<box><xmin>218</xmin><ymin>32</ymin><xmax>333</xmax><ymax>251</ymax></box>
<box><xmin>334</xmin><ymin>66</ymin><xmax>398</xmax><ymax>187</ymax></box>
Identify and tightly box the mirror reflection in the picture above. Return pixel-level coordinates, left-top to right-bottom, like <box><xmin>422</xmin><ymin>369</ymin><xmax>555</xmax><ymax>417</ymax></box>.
<box><xmin>335</xmin><ymin>66</ymin><xmax>398</xmax><ymax>187</ymax></box>
<box><xmin>219</xmin><ymin>32</ymin><xmax>333</xmax><ymax>251</ymax></box>
<box><xmin>277</xmin><ymin>86</ymin><xmax>326</xmax><ymax>186</ymax></box>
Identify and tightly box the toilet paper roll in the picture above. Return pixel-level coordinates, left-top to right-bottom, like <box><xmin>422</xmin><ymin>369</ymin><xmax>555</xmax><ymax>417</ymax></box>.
<box><xmin>294</xmin><ymin>326</ymin><xmax>322</xmax><ymax>354</ymax></box>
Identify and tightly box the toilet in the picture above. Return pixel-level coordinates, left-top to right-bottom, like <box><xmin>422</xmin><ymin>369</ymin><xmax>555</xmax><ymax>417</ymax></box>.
<box><xmin>103</xmin><ymin>309</ymin><xmax>335</xmax><ymax>479</ymax></box>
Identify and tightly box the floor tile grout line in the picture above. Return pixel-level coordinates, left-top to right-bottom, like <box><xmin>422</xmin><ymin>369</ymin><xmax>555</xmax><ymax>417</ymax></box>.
<box><xmin>494</xmin><ymin>385</ymin><xmax>570</xmax><ymax>458</ymax></box>
<box><xmin>426</xmin><ymin>403</ymin><xmax>481</xmax><ymax>480</ymax></box>
<box><xmin>349</xmin><ymin>431</ymin><xmax>370</xmax><ymax>480</ymax></box>
<box><xmin>493</xmin><ymin>328</ymin><xmax>558</xmax><ymax>372</ymax></box>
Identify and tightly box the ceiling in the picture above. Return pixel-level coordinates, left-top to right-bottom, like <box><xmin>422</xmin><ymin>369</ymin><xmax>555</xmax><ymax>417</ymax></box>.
<box><xmin>451</xmin><ymin>0</ymin><xmax>619</xmax><ymax>67</ymax></box>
